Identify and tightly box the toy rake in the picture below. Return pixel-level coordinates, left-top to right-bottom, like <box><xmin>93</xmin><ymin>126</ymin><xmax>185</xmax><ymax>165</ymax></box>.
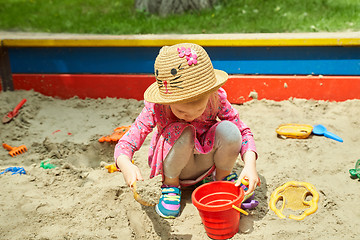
<box><xmin>2</xmin><ymin>143</ymin><xmax>28</xmax><ymax>157</ymax></box>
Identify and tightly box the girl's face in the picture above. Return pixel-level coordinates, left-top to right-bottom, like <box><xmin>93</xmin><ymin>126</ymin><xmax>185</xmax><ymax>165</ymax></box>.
<box><xmin>170</xmin><ymin>95</ymin><xmax>210</xmax><ymax>122</ymax></box>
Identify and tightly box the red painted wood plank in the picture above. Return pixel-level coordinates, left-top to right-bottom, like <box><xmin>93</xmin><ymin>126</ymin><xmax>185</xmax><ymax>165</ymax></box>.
<box><xmin>12</xmin><ymin>74</ymin><xmax>360</xmax><ymax>103</ymax></box>
<box><xmin>225</xmin><ymin>75</ymin><xmax>360</xmax><ymax>103</ymax></box>
<box><xmin>12</xmin><ymin>74</ymin><xmax>154</xmax><ymax>100</ymax></box>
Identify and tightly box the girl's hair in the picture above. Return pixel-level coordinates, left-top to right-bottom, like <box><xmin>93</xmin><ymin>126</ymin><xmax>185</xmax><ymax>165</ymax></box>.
<box><xmin>162</xmin><ymin>91</ymin><xmax>220</xmax><ymax>121</ymax></box>
<box><xmin>206</xmin><ymin>91</ymin><xmax>220</xmax><ymax>117</ymax></box>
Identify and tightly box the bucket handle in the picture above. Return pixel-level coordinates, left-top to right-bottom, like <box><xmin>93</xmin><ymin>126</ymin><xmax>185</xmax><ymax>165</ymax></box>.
<box><xmin>232</xmin><ymin>205</ymin><xmax>248</xmax><ymax>215</ymax></box>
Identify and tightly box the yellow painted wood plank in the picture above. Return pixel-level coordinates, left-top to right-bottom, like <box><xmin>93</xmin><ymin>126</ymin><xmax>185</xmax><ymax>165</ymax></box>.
<box><xmin>2</xmin><ymin>38</ymin><xmax>360</xmax><ymax>47</ymax></box>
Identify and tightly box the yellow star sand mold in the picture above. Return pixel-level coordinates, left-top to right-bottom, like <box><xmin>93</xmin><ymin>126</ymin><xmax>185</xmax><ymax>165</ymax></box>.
<box><xmin>269</xmin><ymin>181</ymin><xmax>319</xmax><ymax>221</ymax></box>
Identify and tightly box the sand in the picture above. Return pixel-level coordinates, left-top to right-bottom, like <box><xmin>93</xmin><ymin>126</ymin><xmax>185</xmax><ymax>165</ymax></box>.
<box><xmin>0</xmin><ymin>89</ymin><xmax>359</xmax><ymax>240</ymax></box>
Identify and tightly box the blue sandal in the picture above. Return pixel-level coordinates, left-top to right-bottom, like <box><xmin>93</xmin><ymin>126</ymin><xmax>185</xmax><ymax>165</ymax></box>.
<box><xmin>155</xmin><ymin>186</ymin><xmax>181</xmax><ymax>218</ymax></box>
<box><xmin>222</xmin><ymin>172</ymin><xmax>238</xmax><ymax>182</ymax></box>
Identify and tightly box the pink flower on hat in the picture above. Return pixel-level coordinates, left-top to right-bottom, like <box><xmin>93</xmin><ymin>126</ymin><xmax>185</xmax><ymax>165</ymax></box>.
<box><xmin>177</xmin><ymin>47</ymin><xmax>191</xmax><ymax>58</ymax></box>
<box><xmin>186</xmin><ymin>53</ymin><xmax>198</xmax><ymax>66</ymax></box>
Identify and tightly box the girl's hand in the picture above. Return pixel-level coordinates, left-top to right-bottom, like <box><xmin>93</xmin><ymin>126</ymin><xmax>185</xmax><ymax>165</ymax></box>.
<box><xmin>235</xmin><ymin>151</ymin><xmax>259</xmax><ymax>195</ymax></box>
<box><xmin>237</xmin><ymin>166</ymin><xmax>260</xmax><ymax>195</ymax></box>
<box><xmin>116</xmin><ymin>155</ymin><xmax>143</xmax><ymax>187</ymax></box>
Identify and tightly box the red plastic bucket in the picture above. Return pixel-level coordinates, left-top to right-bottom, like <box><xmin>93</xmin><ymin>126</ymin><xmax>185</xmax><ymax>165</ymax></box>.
<box><xmin>192</xmin><ymin>181</ymin><xmax>245</xmax><ymax>239</ymax></box>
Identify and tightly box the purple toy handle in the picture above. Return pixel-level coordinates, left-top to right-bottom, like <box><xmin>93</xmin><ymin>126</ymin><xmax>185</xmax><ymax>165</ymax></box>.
<box><xmin>241</xmin><ymin>192</ymin><xmax>259</xmax><ymax>209</ymax></box>
<box><xmin>242</xmin><ymin>200</ymin><xmax>259</xmax><ymax>209</ymax></box>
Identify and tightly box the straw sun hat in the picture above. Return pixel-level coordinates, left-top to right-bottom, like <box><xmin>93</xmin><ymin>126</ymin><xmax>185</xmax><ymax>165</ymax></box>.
<box><xmin>144</xmin><ymin>43</ymin><xmax>228</xmax><ymax>104</ymax></box>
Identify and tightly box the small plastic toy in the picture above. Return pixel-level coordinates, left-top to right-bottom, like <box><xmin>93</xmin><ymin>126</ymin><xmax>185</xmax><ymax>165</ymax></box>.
<box><xmin>239</xmin><ymin>178</ymin><xmax>259</xmax><ymax>209</ymax></box>
<box><xmin>98</xmin><ymin>126</ymin><xmax>131</xmax><ymax>143</ymax></box>
<box><xmin>0</xmin><ymin>167</ymin><xmax>26</xmax><ymax>175</ymax></box>
<box><xmin>276</xmin><ymin>124</ymin><xmax>313</xmax><ymax>139</ymax></box>
<box><xmin>269</xmin><ymin>181</ymin><xmax>319</xmax><ymax>221</ymax></box>
<box><xmin>312</xmin><ymin>124</ymin><xmax>343</xmax><ymax>142</ymax></box>
<box><xmin>106</xmin><ymin>160</ymin><xmax>154</xmax><ymax>206</ymax></box>
<box><xmin>2</xmin><ymin>143</ymin><xmax>28</xmax><ymax>157</ymax></box>
<box><xmin>132</xmin><ymin>181</ymin><xmax>156</xmax><ymax>207</ymax></box>
<box><xmin>2</xmin><ymin>98</ymin><xmax>27</xmax><ymax>123</ymax></box>
<box><xmin>104</xmin><ymin>163</ymin><xmax>119</xmax><ymax>173</ymax></box>
<box><xmin>128</xmin><ymin>159</ymin><xmax>155</xmax><ymax>207</ymax></box>
<box><xmin>40</xmin><ymin>160</ymin><xmax>57</xmax><ymax>169</ymax></box>
<box><xmin>349</xmin><ymin>159</ymin><xmax>360</xmax><ymax>180</ymax></box>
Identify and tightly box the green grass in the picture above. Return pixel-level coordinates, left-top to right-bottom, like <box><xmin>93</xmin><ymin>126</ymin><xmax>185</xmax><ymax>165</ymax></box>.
<box><xmin>0</xmin><ymin>0</ymin><xmax>359</xmax><ymax>34</ymax></box>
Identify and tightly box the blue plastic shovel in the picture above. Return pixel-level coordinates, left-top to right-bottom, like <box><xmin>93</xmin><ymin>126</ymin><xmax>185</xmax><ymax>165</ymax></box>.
<box><xmin>312</xmin><ymin>124</ymin><xmax>343</xmax><ymax>142</ymax></box>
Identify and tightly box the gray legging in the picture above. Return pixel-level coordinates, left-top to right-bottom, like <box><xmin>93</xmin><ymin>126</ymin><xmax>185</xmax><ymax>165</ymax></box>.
<box><xmin>163</xmin><ymin>120</ymin><xmax>242</xmax><ymax>180</ymax></box>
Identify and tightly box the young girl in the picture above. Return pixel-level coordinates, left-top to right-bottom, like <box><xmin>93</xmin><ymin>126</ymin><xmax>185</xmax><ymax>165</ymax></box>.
<box><xmin>114</xmin><ymin>43</ymin><xmax>259</xmax><ymax>218</ymax></box>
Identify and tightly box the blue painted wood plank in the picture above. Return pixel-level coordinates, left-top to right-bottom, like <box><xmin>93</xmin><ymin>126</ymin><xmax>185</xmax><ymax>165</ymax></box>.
<box><xmin>9</xmin><ymin>47</ymin><xmax>159</xmax><ymax>74</ymax></box>
<box><xmin>9</xmin><ymin>46</ymin><xmax>360</xmax><ymax>75</ymax></box>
